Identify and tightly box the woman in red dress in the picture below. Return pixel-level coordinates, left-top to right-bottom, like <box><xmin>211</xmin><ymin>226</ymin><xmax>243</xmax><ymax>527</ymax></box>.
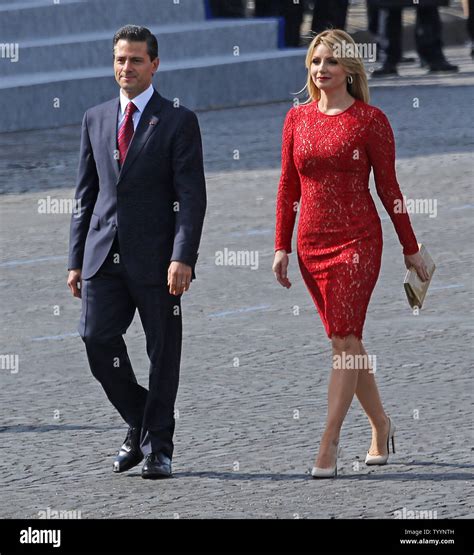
<box><xmin>273</xmin><ymin>30</ymin><xmax>429</xmax><ymax>478</ymax></box>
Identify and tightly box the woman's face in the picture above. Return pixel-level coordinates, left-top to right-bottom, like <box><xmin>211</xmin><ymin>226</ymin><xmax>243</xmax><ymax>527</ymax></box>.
<box><xmin>310</xmin><ymin>43</ymin><xmax>349</xmax><ymax>93</ymax></box>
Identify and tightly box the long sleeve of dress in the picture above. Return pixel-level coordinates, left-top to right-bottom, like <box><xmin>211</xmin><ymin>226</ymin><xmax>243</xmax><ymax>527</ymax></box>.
<box><xmin>274</xmin><ymin>108</ymin><xmax>301</xmax><ymax>254</ymax></box>
<box><xmin>366</xmin><ymin>109</ymin><xmax>419</xmax><ymax>256</ymax></box>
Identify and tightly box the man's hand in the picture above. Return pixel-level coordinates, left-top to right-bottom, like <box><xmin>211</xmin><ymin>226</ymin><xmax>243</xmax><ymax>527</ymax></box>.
<box><xmin>168</xmin><ymin>261</ymin><xmax>192</xmax><ymax>296</ymax></box>
<box><xmin>67</xmin><ymin>269</ymin><xmax>82</xmax><ymax>299</ymax></box>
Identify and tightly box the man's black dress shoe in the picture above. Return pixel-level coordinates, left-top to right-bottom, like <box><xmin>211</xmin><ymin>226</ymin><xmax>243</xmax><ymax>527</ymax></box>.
<box><xmin>113</xmin><ymin>427</ymin><xmax>143</xmax><ymax>473</ymax></box>
<box><xmin>142</xmin><ymin>452</ymin><xmax>172</xmax><ymax>479</ymax></box>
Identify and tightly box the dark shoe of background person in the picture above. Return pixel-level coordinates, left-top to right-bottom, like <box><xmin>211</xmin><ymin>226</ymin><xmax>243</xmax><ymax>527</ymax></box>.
<box><xmin>371</xmin><ymin>63</ymin><xmax>398</xmax><ymax>77</ymax></box>
<box><xmin>427</xmin><ymin>60</ymin><xmax>459</xmax><ymax>73</ymax></box>
<box><xmin>420</xmin><ymin>56</ymin><xmax>429</xmax><ymax>68</ymax></box>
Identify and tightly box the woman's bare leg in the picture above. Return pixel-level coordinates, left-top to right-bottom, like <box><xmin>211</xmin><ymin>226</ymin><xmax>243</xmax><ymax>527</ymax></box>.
<box><xmin>355</xmin><ymin>342</ymin><xmax>390</xmax><ymax>456</ymax></box>
<box><xmin>315</xmin><ymin>334</ymin><xmax>360</xmax><ymax>468</ymax></box>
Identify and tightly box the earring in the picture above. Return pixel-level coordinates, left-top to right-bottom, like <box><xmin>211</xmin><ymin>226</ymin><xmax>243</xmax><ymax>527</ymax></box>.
<box><xmin>348</xmin><ymin>75</ymin><xmax>354</xmax><ymax>85</ymax></box>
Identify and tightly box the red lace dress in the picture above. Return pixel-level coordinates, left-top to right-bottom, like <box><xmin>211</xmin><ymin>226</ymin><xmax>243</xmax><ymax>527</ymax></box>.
<box><xmin>274</xmin><ymin>98</ymin><xmax>419</xmax><ymax>340</ymax></box>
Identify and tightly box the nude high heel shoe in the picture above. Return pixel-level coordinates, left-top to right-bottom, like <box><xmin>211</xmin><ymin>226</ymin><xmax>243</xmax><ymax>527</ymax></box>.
<box><xmin>365</xmin><ymin>416</ymin><xmax>396</xmax><ymax>465</ymax></box>
<box><xmin>311</xmin><ymin>443</ymin><xmax>339</xmax><ymax>479</ymax></box>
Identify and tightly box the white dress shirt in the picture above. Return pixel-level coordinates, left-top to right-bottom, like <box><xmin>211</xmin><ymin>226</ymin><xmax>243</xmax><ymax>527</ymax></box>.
<box><xmin>117</xmin><ymin>83</ymin><xmax>154</xmax><ymax>132</ymax></box>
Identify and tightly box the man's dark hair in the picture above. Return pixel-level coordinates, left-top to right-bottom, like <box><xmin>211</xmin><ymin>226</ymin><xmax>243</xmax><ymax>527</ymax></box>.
<box><xmin>113</xmin><ymin>25</ymin><xmax>159</xmax><ymax>61</ymax></box>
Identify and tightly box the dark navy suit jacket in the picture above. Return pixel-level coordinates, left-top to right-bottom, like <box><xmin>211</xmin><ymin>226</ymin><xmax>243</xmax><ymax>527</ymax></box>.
<box><xmin>68</xmin><ymin>89</ymin><xmax>207</xmax><ymax>284</ymax></box>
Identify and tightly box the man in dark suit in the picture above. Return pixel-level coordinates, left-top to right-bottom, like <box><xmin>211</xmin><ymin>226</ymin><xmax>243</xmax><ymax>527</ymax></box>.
<box><xmin>369</xmin><ymin>0</ymin><xmax>459</xmax><ymax>76</ymax></box>
<box><xmin>67</xmin><ymin>25</ymin><xmax>207</xmax><ymax>479</ymax></box>
<box><xmin>254</xmin><ymin>0</ymin><xmax>304</xmax><ymax>47</ymax></box>
<box><xmin>311</xmin><ymin>0</ymin><xmax>349</xmax><ymax>35</ymax></box>
<box><xmin>208</xmin><ymin>0</ymin><xmax>246</xmax><ymax>17</ymax></box>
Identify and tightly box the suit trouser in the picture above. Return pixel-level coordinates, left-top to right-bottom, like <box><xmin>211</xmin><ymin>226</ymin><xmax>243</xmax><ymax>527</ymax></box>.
<box><xmin>255</xmin><ymin>0</ymin><xmax>303</xmax><ymax>47</ymax></box>
<box><xmin>311</xmin><ymin>0</ymin><xmax>349</xmax><ymax>34</ymax></box>
<box><xmin>209</xmin><ymin>0</ymin><xmax>245</xmax><ymax>17</ymax></box>
<box><xmin>78</xmin><ymin>233</ymin><xmax>182</xmax><ymax>459</ymax></box>
<box><xmin>469</xmin><ymin>0</ymin><xmax>474</xmax><ymax>42</ymax></box>
<box><xmin>377</xmin><ymin>6</ymin><xmax>445</xmax><ymax>66</ymax></box>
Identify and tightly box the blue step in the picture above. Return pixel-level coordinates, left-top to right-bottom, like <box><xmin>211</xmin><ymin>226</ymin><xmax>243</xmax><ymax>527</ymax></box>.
<box><xmin>0</xmin><ymin>50</ymin><xmax>306</xmax><ymax>131</ymax></box>
<box><xmin>2</xmin><ymin>20</ymin><xmax>280</xmax><ymax>76</ymax></box>
<box><xmin>0</xmin><ymin>0</ymin><xmax>308</xmax><ymax>132</ymax></box>
<box><xmin>0</xmin><ymin>0</ymin><xmax>206</xmax><ymax>41</ymax></box>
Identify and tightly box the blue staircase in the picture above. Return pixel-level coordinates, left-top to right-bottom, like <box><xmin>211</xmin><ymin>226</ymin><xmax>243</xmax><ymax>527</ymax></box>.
<box><xmin>0</xmin><ymin>0</ymin><xmax>306</xmax><ymax>132</ymax></box>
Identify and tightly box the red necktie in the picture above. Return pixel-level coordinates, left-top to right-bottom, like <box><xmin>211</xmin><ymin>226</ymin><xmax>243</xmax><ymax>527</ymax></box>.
<box><xmin>118</xmin><ymin>101</ymin><xmax>138</xmax><ymax>166</ymax></box>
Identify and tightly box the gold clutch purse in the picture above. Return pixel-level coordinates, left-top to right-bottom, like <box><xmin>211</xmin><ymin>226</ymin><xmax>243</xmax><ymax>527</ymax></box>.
<box><xmin>403</xmin><ymin>243</ymin><xmax>436</xmax><ymax>309</ymax></box>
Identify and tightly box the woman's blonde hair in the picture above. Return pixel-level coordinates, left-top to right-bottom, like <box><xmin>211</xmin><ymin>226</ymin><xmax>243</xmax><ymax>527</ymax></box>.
<box><xmin>301</xmin><ymin>29</ymin><xmax>370</xmax><ymax>104</ymax></box>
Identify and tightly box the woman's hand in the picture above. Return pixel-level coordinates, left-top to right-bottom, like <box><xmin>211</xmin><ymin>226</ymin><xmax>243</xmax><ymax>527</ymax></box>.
<box><xmin>404</xmin><ymin>251</ymin><xmax>430</xmax><ymax>282</ymax></box>
<box><xmin>272</xmin><ymin>250</ymin><xmax>292</xmax><ymax>289</ymax></box>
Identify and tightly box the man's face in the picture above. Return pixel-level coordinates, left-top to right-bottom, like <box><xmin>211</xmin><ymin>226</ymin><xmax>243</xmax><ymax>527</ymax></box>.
<box><xmin>114</xmin><ymin>39</ymin><xmax>159</xmax><ymax>98</ymax></box>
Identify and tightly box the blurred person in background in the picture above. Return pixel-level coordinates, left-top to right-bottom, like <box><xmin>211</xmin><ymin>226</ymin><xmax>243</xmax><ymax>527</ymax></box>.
<box><xmin>208</xmin><ymin>0</ymin><xmax>246</xmax><ymax>17</ymax></box>
<box><xmin>255</xmin><ymin>0</ymin><xmax>305</xmax><ymax>46</ymax></box>
<box><xmin>369</xmin><ymin>0</ymin><xmax>459</xmax><ymax>76</ymax></box>
<box><xmin>462</xmin><ymin>0</ymin><xmax>474</xmax><ymax>57</ymax></box>
<box><xmin>310</xmin><ymin>0</ymin><xmax>350</xmax><ymax>34</ymax></box>
<box><xmin>366</xmin><ymin>0</ymin><xmax>417</xmax><ymax>63</ymax></box>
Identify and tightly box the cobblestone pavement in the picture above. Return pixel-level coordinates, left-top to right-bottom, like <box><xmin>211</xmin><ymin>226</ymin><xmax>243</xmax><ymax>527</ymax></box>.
<box><xmin>0</xmin><ymin>46</ymin><xmax>473</xmax><ymax>519</ymax></box>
